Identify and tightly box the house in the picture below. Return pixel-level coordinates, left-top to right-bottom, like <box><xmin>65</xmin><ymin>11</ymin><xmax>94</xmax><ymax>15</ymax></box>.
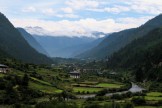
<box><xmin>0</xmin><ymin>64</ymin><xmax>9</xmax><ymax>73</ymax></box>
<box><xmin>69</xmin><ymin>71</ymin><xmax>80</xmax><ymax>78</ymax></box>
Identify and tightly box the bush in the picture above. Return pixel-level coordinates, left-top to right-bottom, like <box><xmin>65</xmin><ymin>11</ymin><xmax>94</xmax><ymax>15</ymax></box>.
<box><xmin>131</xmin><ymin>97</ymin><xmax>146</xmax><ymax>105</ymax></box>
<box><xmin>35</xmin><ymin>100</ymin><xmax>78</xmax><ymax>108</ymax></box>
<box><xmin>84</xmin><ymin>103</ymin><xmax>101</xmax><ymax>108</ymax></box>
<box><xmin>158</xmin><ymin>100</ymin><xmax>162</xmax><ymax>105</ymax></box>
<box><xmin>103</xmin><ymin>102</ymin><xmax>121</xmax><ymax>108</ymax></box>
<box><xmin>96</xmin><ymin>89</ymin><xmax>107</xmax><ymax>96</ymax></box>
<box><xmin>124</xmin><ymin>102</ymin><xmax>134</xmax><ymax>108</ymax></box>
<box><xmin>82</xmin><ymin>91</ymin><xmax>85</xmax><ymax>94</ymax></box>
<box><xmin>111</xmin><ymin>94</ymin><xmax>123</xmax><ymax>100</ymax></box>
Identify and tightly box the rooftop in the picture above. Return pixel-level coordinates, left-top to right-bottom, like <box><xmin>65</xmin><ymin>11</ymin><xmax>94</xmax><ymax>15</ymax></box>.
<box><xmin>0</xmin><ymin>64</ymin><xmax>8</xmax><ymax>68</ymax></box>
<box><xmin>69</xmin><ymin>71</ymin><xmax>80</xmax><ymax>74</ymax></box>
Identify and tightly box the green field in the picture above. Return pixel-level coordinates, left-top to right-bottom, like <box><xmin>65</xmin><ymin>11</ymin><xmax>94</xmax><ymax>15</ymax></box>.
<box><xmin>0</xmin><ymin>73</ymin><xmax>5</xmax><ymax>77</ymax></box>
<box><xmin>96</xmin><ymin>83</ymin><xmax>124</xmax><ymax>88</ymax></box>
<box><xmin>30</xmin><ymin>77</ymin><xmax>52</xmax><ymax>86</ymax></box>
<box><xmin>147</xmin><ymin>92</ymin><xmax>162</xmax><ymax>97</ymax></box>
<box><xmin>73</xmin><ymin>87</ymin><xmax>102</xmax><ymax>93</ymax></box>
<box><xmin>135</xmin><ymin>106</ymin><xmax>162</xmax><ymax>108</ymax></box>
<box><xmin>79</xmin><ymin>81</ymin><xmax>98</xmax><ymax>85</ymax></box>
<box><xmin>29</xmin><ymin>82</ymin><xmax>62</xmax><ymax>94</ymax></box>
<box><xmin>145</xmin><ymin>92</ymin><xmax>162</xmax><ymax>101</ymax></box>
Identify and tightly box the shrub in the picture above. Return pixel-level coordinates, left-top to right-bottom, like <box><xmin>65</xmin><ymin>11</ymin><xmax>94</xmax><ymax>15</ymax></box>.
<box><xmin>124</xmin><ymin>102</ymin><xmax>134</xmax><ymax>108</ymax></box>
<box><xmin>131</xmin><ymin>97</ymin><xmax>146</xmax><ymax>105</ymax></box>
<box><xmin>96</xmin><ymin>89</ymin><xmax>107</xmax><ymax>96</ymax></box>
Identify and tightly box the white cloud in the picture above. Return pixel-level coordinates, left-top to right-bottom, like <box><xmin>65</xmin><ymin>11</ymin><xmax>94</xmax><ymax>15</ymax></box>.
<box><xmin>61</xmin><ymin>7</ymin><xmax>73</xmax><ymax>13</ymax></box>
<box><xmin>86</xmin><ymin>0</ymin><xmax>162</xmax><ymax>14</ymax></box>
<box><xmin>11</xmin><ymin>16</ymin><xmax>153</xmax><ymax>37</ymax></box>
<box><xmin>104</xmin><ymin>5</ymin><xmax>130</xmax><ymax>13</ymax></box>
<box><xmin>57</xmin><ymin>14</ymin><xmax>79</xmax><ymax>18</ymax></box>
<box><xmin>88</xmin><ymin>5</ymin><xmax>130</xmax><ymax>13</ymax></box>
<box><xmin>22</xmin><ymin>7</ymin><xmax>36</xmax><ymax>12</ymax></box>
<box><xmin>129</xmin><ymin>0</ymin><xmax>162</xmax><ymax>14</ymax></box>
<box><xmin>65</xmin><ymin>0</ymin><xmax>99</xmax><ymax>10</ymax></box>
<box><xmin>41</xmin><ymin>8</ymin><xmax>56</xmax><ymax>16</ymax></box>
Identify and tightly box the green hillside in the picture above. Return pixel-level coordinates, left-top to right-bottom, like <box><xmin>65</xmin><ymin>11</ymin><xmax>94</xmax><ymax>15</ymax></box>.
<box><xmin>108</xmin><ymin>28</ymin><xmax>162</xmax><ymax>82</ymax></box>
<box><xmin>0</xmin><ymin>13</ymin><xmax>52</xmax><ymax>64</ymax></box>
<box><xmin>78</xmin><ymin>14</ymin><xmax>162</xmax><ymax>59</ymax></box>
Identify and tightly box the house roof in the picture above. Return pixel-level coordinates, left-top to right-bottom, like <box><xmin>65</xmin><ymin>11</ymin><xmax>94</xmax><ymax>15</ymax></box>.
<box><xmin>69</xmin><ymin>71</ymin><xmax>80</xmax><ymax>74</ymax></box>
<box><xmin>0</xmin><ymin>64</ymin><xmax>8</xmax><ymax>68</ymax></box>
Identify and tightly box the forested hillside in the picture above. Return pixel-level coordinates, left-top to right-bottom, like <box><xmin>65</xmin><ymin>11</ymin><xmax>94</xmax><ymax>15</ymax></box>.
<box><xmin>78</xmin><ymin>14</ymin><xmax>162</xmax><ymax>59</ymax></box>
<box><xmin>0</xmin><ymin>13</ymin><xmax>52</xmax><ymax>64</ymax></box>
<box><xmin>108</xmin><ymin>28</ymin><xmax>162</xmax><ymax>82</ymax></box>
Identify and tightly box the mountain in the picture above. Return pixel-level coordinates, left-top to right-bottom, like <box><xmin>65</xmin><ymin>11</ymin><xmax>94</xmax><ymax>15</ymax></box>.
<box><xmin>108</xmin><ymin>28</ymin><xmax>162</xmax><ymax>82</ymax></box>
<box><xmin>17</xmin><ymin>28</ymin><xmax>49</xmax><ymax>56</ymax></box>
<box><xmin>77</xmin><ymin>14</ymin><xmax>162</xmax><ymax>59</ymax></box>
<box><xmin>0</xmin><ymin>12</ymin><xmax>52</xmax><ymax>64</ymax></box>
<box><xmin>33</xmin><ymin>35</ymin><xmax>104</xmax><ymax>58</ymax></box>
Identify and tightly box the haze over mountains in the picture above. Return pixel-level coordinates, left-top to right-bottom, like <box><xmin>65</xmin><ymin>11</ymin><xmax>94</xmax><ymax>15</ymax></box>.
<box><xmin>33</xmin><ymin>35</ymin><xmax>105</xmax><ymax>58</ymax></box>
<box><xmin>24</xmin><ymin>26</ymin><xmax>106</xmax><ymax>58</ymax></box>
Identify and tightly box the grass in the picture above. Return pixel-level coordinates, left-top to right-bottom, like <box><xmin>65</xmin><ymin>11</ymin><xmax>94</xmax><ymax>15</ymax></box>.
<box><xmin>145</xmin><ymin>96</ymin><xmax>162</xmax><ymax>101</ymax></box>
<box><xmin>30</xmin><ymin>77</ymin><xmax>52</xmax><ymax>86</ymax></box>
<box><xmin>147</xmin><ymin>92</ymin><xmax>162</xmax><ymax>97</ymax></box>
<box><xmin>135</xmin><ymin>106</ymin><xmax>162</xmax><ymax>108</ymax></box>
<box><xmin>29</xmin><ymin>82</ymin><xmax>62</xmax><ymax>94</ymax></box>
<box><xmin>0</xmin><ymin>73</ymin><xmax>5</xmax><ymax>77</ymax></box>
<box><xmin>96</xmin><ymin>83</ymin><xmax>124</xmax><ymax>88</ymax></box>
<box><xmin>145</xmin><ymin>92</ymin><xmax>162</xmax><ymax>101</ymax></box>
<box><xmin>73</xmin><ymin>87</ymin><xmax>102</xmax><ymax>93</ymax></box>
<box><xmin>79</xmin><ymin>81</ymin><xmax>98</xmax><ymax>85</ymax></box>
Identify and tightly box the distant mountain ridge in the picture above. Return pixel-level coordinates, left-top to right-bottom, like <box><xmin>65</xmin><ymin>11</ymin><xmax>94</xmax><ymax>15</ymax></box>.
<box><xmin>17</xmin><ymin>28</ymin><xmax>49</xmax><ymax>56</ymax></box>
<box><xmin>77</xmin><ymin>14</ymin><xmax>162</xmax><ymax>59</ymax></box>
<box><xmin>33</xmin><ymin>35</ymin><xmax>104</xmax><ymax>58</ymax></box>
<box><xmin>0</xmin><ymin>12</ymin><xmax>52</xmax><ymax>64</ymax></box>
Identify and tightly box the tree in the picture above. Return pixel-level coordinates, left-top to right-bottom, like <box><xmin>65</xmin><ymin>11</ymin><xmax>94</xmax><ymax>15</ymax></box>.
<box><xmin>22</xmin><ymin>74</ymin><xmax>29</xmax><ymax>87</ymax></box>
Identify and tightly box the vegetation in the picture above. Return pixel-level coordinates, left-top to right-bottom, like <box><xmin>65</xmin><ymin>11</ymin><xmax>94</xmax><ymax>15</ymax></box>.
<box><xmin>96</xmin><ymin>83</ymin><xmax>123</xmax><ymax>88</ymax></box>
<box><xmin>0</xmin><ymin>13</ymin><xmax>52</xmax><ymax>64</ymax></box>
<box><xmin>108</xmin><ymin>28</ymin><xmax>162</xmax><ymax>84</ymax></box>
<box><xmin>78</xmin><ymin>14</ymin><xmax>162</xmax><ymax>59</ymax></box>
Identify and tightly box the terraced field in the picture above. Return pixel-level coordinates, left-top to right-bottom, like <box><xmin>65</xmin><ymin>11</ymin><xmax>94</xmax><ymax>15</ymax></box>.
<box><xmin>96</xmin><ymin>83</ymin><xmax>124</xmax><ymax>88</ymax></box>
<box><xmin>145</xmin><ymin>92</ymin><xmax>162</xmax><ymax>101</ymax></box>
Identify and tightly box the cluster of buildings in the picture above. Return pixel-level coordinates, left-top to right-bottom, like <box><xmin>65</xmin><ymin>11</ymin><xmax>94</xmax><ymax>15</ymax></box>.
<box><xmin>69</xmin><ymin>70</ymin><xmax>80</xmax><ymax>78</ymax></box>
<box><xmin>0</xmin><ymin>64</ymin><xmax>9</xmax><ymax>73</ymax></box>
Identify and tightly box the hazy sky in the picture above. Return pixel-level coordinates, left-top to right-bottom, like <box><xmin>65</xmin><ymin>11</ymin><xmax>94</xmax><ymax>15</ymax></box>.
<box><xmin>0</xmin><ymin>0</ymin><xmax>162</xmax><ymax>36</ymax></box>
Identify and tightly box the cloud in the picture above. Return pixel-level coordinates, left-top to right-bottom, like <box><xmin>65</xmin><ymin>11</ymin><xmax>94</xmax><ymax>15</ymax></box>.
<box><xmin>65</xmin><ymin>0</ymin><xmax>100</xmax><ymax>10</ymax></box>
<box><xmin>22</xmin><ymin>7</ymin><xmax>36</xmax><ymax>12</ymax></box>
<box><xmin>11</xmin><ymin>16</ymin><xmax>153</xmax><ymax>37</ymax></box>
<box><xmin>57</xmin><ymin>14</ymin><xmax>79</xmax><ymax>18</ymax></box>
<box><xmin>129</xmin><ymin>0</ymin><xmax>162</xmax><ymax>14</ymax></box>
<box><xmin>88</xmin><ymin>5</ymin><xmax>130</xmax><ymax>14</ymax></box>
<box><xmin>1</xmin><ymin>0</ymin><xmax>161</xmax><ymax>37</ymax></box>
<box><xmin>85</xmin><ymin>0</ymin><xmax>162</xmax><ymax>15</ymax></box>
<box><xmin>41</xmin><ymin>8</ymin><xmax>56</xmax><ymax>16</ymax></box>
<box><xmin>61</xmin><ymin>7</ymin><xmax>73</xmax><ymax>13</ymax></box>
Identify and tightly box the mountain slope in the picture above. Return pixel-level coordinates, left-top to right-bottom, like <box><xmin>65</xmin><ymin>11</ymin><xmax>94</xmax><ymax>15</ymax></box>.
<box><xmin>108</xmin><ymin>28</ymin><xmax>162</xmax><ymax>81</ymax></box>
<box><xmin>0</xmin><ymin>13</ymin><xmax>52</xmax><ymax>64</ymax></box>
<box><xmin>78</xmin><ymin>14</ymin><xmax>162</xmax><ymax>59</ymax></box>
<box><xmin>17</xmin><ymin>28</ymin><xmax>49</xmax><ymax>56</ymax></box>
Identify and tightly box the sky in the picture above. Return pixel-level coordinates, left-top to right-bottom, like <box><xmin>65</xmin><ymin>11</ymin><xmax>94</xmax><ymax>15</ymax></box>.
<box><xmin>0</xmin><ymin>0</ymin><xmax>162</xmax><ymax>37</ymax></box>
